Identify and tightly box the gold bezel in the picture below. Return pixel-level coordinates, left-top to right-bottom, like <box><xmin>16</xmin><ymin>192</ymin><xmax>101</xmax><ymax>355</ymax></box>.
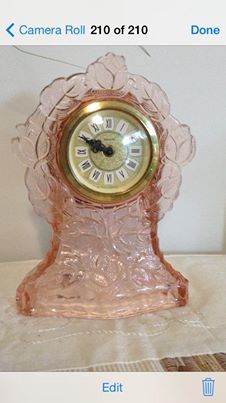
<box><xmin>58</xmin><ymin>100</ymin><xmax>159</xmax><ymax>204</ymax></box>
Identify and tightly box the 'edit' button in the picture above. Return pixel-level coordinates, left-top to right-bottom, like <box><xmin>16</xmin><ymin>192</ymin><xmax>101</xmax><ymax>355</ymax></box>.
<box><xmin>102</xmin><ymin>382</ymin><xmax>123</xmax><ymax>393</ymax></box>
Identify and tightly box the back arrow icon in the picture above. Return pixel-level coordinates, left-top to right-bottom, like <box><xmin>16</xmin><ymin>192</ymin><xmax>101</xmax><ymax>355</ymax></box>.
<box><xmin>6</xmin><ymin>23</ymin><xmax>15</xmax><ymax>37</ymax></box>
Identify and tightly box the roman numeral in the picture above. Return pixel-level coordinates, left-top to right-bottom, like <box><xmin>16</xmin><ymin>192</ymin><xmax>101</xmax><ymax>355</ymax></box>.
<box><xmin>116</xmin><ymin>120</ymin><xmax>129</xmax><ymax>134</ymax></box>
<box><xmin>75</xmin><ymin>147</ymin><xmax>88</xmax><ymax>157</ymax></box>
<box><xmin>129</xmin><ymin>146</ymin><xmax>142</xmax><ymax>156</ymax></box>
<box><xmin>90</xmin><ymin>169</ymin><xmax>102</xmax><ymax>182</ymax></box>
<box><xmin>89</xmin><ymin>123</ymin><xmax>101</xmax><ymax>134</ymax></box>
<box><xmin>126</xmin><ymin>159</ymin><xmax>138</xmax><ymax>171</ymax></box>
<box><xmin>104</xmin><ymin>117</ymin><xmax>114</xmax><ymax>130</ymax></box>
<box><xmin>79</xmin><ymin>159</ymin><xmax>92</xmax><ymax>172</ymax></box>
<box><xmin>104</xmin><ymin>172</ymin><xmax>114</xmax><ymax>185</ymax></box>
<box><xmin>116</xmin><ymin>168</ymin><xmax>128</xmax><ymax>182</ymax></box>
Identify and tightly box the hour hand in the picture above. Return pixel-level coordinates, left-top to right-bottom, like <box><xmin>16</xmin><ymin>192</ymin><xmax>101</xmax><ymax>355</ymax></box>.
<box><xmin>79</xmin><ymin>135</ymin><xmax>113</xmax><ymax>156</ymax></box>
<box><xmin>79</xmin><ymin>134</ymin><xmax>92</xmax><ymax>145</ymax></box>
<box><xmin>79</xmin><ymin>135</ymin><xmax>99</xmax><ymax>151</ymax></box>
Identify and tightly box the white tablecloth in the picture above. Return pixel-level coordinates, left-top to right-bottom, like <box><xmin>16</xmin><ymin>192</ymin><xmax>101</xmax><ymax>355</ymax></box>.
<box><xmin>0</xmin><ymin>255</ymin><xmax>225</xmax><ymax>371</ymax></box>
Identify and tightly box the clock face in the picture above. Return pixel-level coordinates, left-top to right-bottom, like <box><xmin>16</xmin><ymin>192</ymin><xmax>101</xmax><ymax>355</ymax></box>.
<box><xmin>59</xmin><ymin>101</ymin><xmax>159</xmax><ymax>204</ymax></box>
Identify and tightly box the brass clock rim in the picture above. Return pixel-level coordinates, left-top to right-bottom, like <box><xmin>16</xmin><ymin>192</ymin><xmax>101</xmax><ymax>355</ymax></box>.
<box><xmin>58</xmin><ymin>100</ymin><xmax>159</xmax><ymax>204</ymax></box>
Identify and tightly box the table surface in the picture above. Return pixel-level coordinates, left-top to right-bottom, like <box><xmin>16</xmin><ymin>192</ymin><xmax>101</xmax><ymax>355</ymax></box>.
<box><xmin>0</xmin><ymin>255</ymin><xmax>226</xmax><ymax>371</ymax></box>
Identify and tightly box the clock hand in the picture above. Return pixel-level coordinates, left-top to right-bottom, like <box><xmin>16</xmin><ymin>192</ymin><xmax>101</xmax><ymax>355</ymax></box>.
<box><xmin>79</xmin><ymin>135</ymin><xmax>113</xmax><ymax>156</ymax></box>
<box><xmin>79</xmin><ymin>134</ymin><xmax>93</xmax><ymax>145</ymax></box>
<box><xmin>103</xmin><ymin>146</ymin><xmax>113</xmax><ymax>156</ymax></box>
<box><xmin>79</xmin><ymin>134</ymin><xmax>100</xmax><ymax>149</ymax></box>
<box><xmin>93</xmin><ymin>142</ymin><xmax>113</xmax><ymax>156</ymax></box>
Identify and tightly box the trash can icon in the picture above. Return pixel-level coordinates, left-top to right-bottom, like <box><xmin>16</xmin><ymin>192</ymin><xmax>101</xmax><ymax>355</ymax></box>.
<box><xmin>202</xmin><ymin>378</ymin><xmax>215</xmax><ymax>396</ymax></box>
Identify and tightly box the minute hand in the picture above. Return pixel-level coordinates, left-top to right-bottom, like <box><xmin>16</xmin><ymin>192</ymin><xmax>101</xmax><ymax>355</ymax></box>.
<box><xmin>79</xmin><ymin>135</ymin><xmax>113</xmax><ymax>156</ymax></box>
<box><xmin>79</xmin><ymin>134</ymin><xmax>93</xmax><ymax>145</ymax></box>
<box><xmin>79</xmin><ymin>135</ymin><xmax>101</xmax><ymax>151</ymax></box>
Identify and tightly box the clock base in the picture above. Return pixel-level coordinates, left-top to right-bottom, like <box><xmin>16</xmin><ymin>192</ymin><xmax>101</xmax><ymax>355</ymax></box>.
<box><xmin>16</xmin><ymin>281</ymin><xmax>188</xmax><ymax>319</ymax></box>
<box><xmin>16</xmin><ymin>200</ymin><xmax>188</xmax><ymax>318</ymax></box>
<box><xmin>16</xmin><ymin>260</ymin><xmax>188</xmax><ymax>318</ymax></box>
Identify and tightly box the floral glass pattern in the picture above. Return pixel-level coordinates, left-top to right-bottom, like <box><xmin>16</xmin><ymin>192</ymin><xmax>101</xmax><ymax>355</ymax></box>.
<box><xmin>12</xmin><ymin>53</ymin><xmax>195</xmax><ymax>318</ymax></box>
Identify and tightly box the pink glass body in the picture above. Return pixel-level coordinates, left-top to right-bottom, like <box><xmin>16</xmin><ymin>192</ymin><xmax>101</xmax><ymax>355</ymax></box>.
<box><xmin>12</xmin><ymin>53</ymin><xmax>195</xmax><ymax>318</ymax></box>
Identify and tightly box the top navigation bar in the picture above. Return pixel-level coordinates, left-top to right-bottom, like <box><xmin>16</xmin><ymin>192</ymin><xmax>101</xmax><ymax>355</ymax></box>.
<box><xmin>1</xmin><ymin>0</ymin><xmax>225</xmax><ymax>45</ymax></box>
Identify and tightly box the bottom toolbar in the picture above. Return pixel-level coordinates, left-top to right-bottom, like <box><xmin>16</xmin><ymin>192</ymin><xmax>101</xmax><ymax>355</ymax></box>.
<box><xmin>0</xmin><ymin>372</ymin><xmax>225</xmax><ymax>402</ymax></box>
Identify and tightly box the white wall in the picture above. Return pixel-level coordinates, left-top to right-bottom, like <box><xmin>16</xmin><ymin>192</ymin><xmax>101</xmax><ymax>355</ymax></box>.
<box><xmin>0</xmin><ymin>46</ymin><xmax>226</xmax><ymax>261</ymax></box>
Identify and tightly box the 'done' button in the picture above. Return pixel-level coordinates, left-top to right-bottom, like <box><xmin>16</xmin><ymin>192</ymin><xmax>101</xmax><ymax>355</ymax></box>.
<box><xmin>102</xmin><ymin>382</ymin><xmax>123</xmax><ymax>393</ymax></box>
<box><xmin>191</xmin><ymin>24</ymin><xmax>221</xmax><ymax>35</ymax></box>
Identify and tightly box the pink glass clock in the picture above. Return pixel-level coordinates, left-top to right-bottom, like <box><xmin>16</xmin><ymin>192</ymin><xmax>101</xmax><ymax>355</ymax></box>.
<box><xmin>12</xmin><ymin>53</ymin><xmax>195</xmax><ymax>318</ymax></box>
